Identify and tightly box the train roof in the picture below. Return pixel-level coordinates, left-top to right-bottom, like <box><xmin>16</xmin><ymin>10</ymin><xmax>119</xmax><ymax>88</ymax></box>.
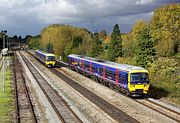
<box><xmin>35</xmin><ymin>50</ymin><xmax>55</xmax><ymax>56</ymax></box>
<box><xmin>68</xmin><ymin>54</ymin><xmax>147</xmax><ymax>72</ymax></box>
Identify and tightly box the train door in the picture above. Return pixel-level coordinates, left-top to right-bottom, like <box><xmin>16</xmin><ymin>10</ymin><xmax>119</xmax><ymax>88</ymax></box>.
<box><xmin>90</xmin><ymin>62</ymin><xmax>92</xmax><ymax>74</ymax></box>
<box><xmin>82</xmin><ymin>60</ymin><xmax>84</xmax><ymax>71</ymax></box>
<box><xmin>103</xmin><ymin>66</ymin><xmax>106</xmax><ymax>80</ymax></box>
<box><xmin>115</xmin><ymin>69</ymin><xmax>119</xmax><ymax>86</ymax></box>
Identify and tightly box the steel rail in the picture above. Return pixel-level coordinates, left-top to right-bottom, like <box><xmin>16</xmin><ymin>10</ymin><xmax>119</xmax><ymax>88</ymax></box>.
<box><xmin>20</xmin><ymin>51</ymin><xmax>82</xmax><ymax>123</ymax></box>
<box><xmin>14</xmin><ymin>52</ymin><xmax>37</xmax><ymax>123</ymax></box>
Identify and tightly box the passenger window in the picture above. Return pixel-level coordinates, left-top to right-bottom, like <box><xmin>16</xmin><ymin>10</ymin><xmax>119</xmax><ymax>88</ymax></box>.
<box><xmin>99</xmin><ymin>68</ymin><xmax>103</xmax><ymax>75</ymax></box>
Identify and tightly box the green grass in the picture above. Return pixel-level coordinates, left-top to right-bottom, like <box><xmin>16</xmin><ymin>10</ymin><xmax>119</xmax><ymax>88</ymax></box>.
<box><xmin>0</xmin><ymin>65</ymin><xmax>14</xmax><ymax>122</ymax></box>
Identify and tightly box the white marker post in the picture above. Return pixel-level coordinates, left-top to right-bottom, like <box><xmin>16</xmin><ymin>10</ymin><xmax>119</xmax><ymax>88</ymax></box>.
<box><xmin>1</xmin><ymin>30</ymin><xmax>7</xmax><ymax>92</ymax></box>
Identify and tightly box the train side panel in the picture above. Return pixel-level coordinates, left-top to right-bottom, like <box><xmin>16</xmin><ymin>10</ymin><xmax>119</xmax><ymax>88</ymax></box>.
<box><xmin>35</xmin><ymin>50</ymin><xmax>46</xmax><ymax>64</ymax></box>
<box><xmin>118</xmin><ymin>71</ymin><xmax>128</xmax><ymax>92</ymax></box>
<box><xmin>68</xmin><ymin>55</ymin><xmax>129</xmax><ymax>92</ymax></box>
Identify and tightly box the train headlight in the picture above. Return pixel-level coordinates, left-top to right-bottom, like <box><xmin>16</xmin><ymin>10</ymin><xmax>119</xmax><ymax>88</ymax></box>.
<box><xmin>144</xmin><ymin>84</ymin><xmax>148</xmax><ymax>87</ymax></box>
<box><xmin>131</xmin><ymin>85</ymin><xmax>135</xmax><ymax>87</ymax></box>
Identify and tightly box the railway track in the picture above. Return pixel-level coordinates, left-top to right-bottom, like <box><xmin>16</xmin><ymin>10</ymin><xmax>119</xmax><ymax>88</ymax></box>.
<box><xmin>54</xmin><ymin>68</ymin><xmax>180</xmax><ymax>123</ymax></box>
<box><xmin>20</xmin><ymin>51</ymin><xmax>82</xmax><ymax>123</ymax></box>
<box><xmin>50</xmin><ymin>69</ymin><xmax>139</xmax><ymax>123</ymax></box>
<box><xmin>56</xmin><ymin>61</ymin><xmax>180</xmax><ymax>122</ymax></box>
<box><xmin>27</xmin><ymin>50</ymin><xmax>139</xmax><ymax>123</ymax></box>
<box><xmin>14</xmin><ymin>51</ymin><xmax>37</xmax><ymax>123</ymax></box>
<box><xmin>135</xmin><ymin>99</ymin><xmax>180</xmax><ymax>123</ymax></box>
<box><xmin>55</xmin><ymin>60</ymin><xmax>180</xmax><ymax>122</ymax></box>
<box><xmin>27</xmin><ymin>50</ymin><xmax>180</xmax><ymax>122</ymax></box>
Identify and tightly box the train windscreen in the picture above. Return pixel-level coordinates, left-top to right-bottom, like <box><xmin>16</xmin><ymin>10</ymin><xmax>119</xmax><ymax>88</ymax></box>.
<box><xmin>130</xmin><ymin>73</ymin><xmax>149</xmax><ymax>84</ymax></box>
<box><xmin>47</xmin><ymin>56</ymin><xmax>55</xmax><ymax>61</ymax></box>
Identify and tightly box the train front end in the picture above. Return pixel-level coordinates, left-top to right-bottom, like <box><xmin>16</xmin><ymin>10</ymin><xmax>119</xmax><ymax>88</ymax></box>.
<box><xmin>128</xmin><ymin>70</ymin><xmax>150</xmax><ymax>96</ymax></box>
<box><xmin>46</xmin><ymin>54</ymin><xmax>56</xmax><ymax>67</ymax></box>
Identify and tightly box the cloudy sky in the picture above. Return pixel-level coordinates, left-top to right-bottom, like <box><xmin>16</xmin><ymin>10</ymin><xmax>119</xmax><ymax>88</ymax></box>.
<box><xmin>0</xmin><ymin>0</ymin><xmax>179</xmax><ymax>37</ymax></box>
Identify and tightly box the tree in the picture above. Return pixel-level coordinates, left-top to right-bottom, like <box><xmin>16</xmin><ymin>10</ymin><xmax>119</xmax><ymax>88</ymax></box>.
<box><xmin>150</xmin><ymin>4</ymin><xmax>180</xmax><ymax>56</ymax></box>
<box><xmin>64</xmin><ymin>42</ymin><xmax>73</xmax><ymax>61</ymax></box>
<box><xmin>46</xmin><ymin>42</ymin><xmax>54</xmax><ymax>53</ymax></box>
<box><xmin>107</xmin><ymin>24</ymin><xmax>123</xmax><ymax>61</ymax></box>
<box><xmin>122</xmin><ymin>33</ymin><xmax>135</xmax><ymax>57</ymax></box>
<box><xmin>136</xmin><ymin>25</ymin><xmax>156</xmax><ymax>68</ymax></box>
<box><xmin>89</xmin><ymin>32</ymin><xmax>103</xmax><ymax>57</ymax></box>
<box><xmin>40</xmin><ymin>24</ymin><xmax>94</xmax><ymax>60</ymax></box>
<box><xmin>23</xmin><ymin>35</ymin><xmax>32</xmax><ymax>43</ymax></box>
<box><xmin>27</xmin><ymin>35</ymin><xmax>42</xmax><ymax>50</ymax></box>
<box><xmin>98</xmin><ymin>30</ymin><xmax>107</xmax><ymax>41</ymax></box>
<box><xmin>72</xmin><ymin>36</ymin><xmax>83</xmax><ymax>48</ymax></box>
<box><xmin>131</xmin><ymin>20</ymin><xmax>147</xmax><ymax>40</ymax></box>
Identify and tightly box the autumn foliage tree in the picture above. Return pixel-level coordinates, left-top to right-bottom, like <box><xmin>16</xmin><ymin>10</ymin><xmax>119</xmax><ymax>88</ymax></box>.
<box><xmin>27</xmin><ymin>35</ymin><xmax>42</xmax><ymax>50</ymax></box>
<box><xmin>108</xmin><ymin>24</ymin><xmax>123</xmax><ymax>61</ymax></box>
<box><xmin>150</xmin><ymin>4</ymin><xmax>180</xmax><ymax>56</ymax></box>
<box><xmin>39</xmin><ymin>24</ymin><xmax>93</xmax><ymax>60</ymax></box>
<box><xmin>122</xmin><ymin>33</ymin><xmax>135</xmax><ymax>57</ymax></box>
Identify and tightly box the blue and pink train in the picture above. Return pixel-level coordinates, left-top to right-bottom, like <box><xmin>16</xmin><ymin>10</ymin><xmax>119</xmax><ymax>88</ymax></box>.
<box><xmin>68</xmin><ymin>54</ymin><xmax>150</xmax><ymax>96</ymax></box>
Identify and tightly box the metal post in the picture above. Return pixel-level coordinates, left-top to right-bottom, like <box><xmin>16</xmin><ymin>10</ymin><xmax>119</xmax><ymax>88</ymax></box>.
<box><xmin>7</xmin><ymin>36</ymin><xmax>9</xmax><ymax>66</ymax></box>
<box><xmin>1</xmin><ymin>30</ymin><xmax>7</xmax><ymax>92</ymax></box>
<box><xmin>2</xmin><ymin>33</ymin><xmax>5</xmax><ymax>92</ymax></box>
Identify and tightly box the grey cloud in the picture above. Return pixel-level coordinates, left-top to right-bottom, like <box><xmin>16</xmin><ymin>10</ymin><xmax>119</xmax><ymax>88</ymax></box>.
<box><xmin>0</xmin><ymin>0</ymin><xmax>179</xmax><ymax>36</ymax></box>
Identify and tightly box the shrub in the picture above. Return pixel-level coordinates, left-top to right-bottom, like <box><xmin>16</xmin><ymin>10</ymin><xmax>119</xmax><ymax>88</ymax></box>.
<box><xmin>148</xmin><ymin>57</ymin><xmax>180</xmax><ymax>104</ymax></box>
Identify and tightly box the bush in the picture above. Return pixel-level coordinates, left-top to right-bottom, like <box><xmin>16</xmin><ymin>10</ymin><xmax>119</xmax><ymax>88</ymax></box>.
<box><xmin>148</xmin><ymin>57</ymin><xmax>180</xmax><ymax>104</ymax></box>
<box><xmin>148</xmin><ymin>57</ymin><xmax>179</xmax><ymax>82</ymax></box>
<box><xmin>98</xmin><ymin>51</ymin><xmax>109</xmax><ymax>60</ymax></box>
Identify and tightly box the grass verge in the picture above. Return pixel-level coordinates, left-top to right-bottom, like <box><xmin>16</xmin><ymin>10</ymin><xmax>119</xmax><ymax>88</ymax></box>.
<box><xmin>0</xmin><ymin>62</ymin><xmax>14</xmax><ymax>122</ymax></box>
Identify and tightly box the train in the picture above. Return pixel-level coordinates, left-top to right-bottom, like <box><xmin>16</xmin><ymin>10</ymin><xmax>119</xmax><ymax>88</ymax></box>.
<box><xmin>35</xmin><ymin>50</ymin><xmax>56</xmax><ymax>67</ymax></box>
<box><xmin>68</xmin><ymin>54</ymin><xmax>150</xmax><ymax>96</ymax></box>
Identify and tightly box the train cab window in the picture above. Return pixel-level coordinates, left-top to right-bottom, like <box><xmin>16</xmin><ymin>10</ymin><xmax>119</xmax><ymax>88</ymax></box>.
<box><xmin>131</xmin><ymin>73</ymin><xmax>149</xmax><ymax>83</ymax></box>
<box><xmin>131</xmin><ymin>74</ymin><xmax>139</xmax><ymax>82</ymax></box>
<box><xmin>140</xmin><ymin>73</ymin><xmax>149</xmax><ymax>81</ymax></box>
<box><xmin>47</xmin><ymin>56</ymin><xmax>55</xmax><ymax>61</ymax></box>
